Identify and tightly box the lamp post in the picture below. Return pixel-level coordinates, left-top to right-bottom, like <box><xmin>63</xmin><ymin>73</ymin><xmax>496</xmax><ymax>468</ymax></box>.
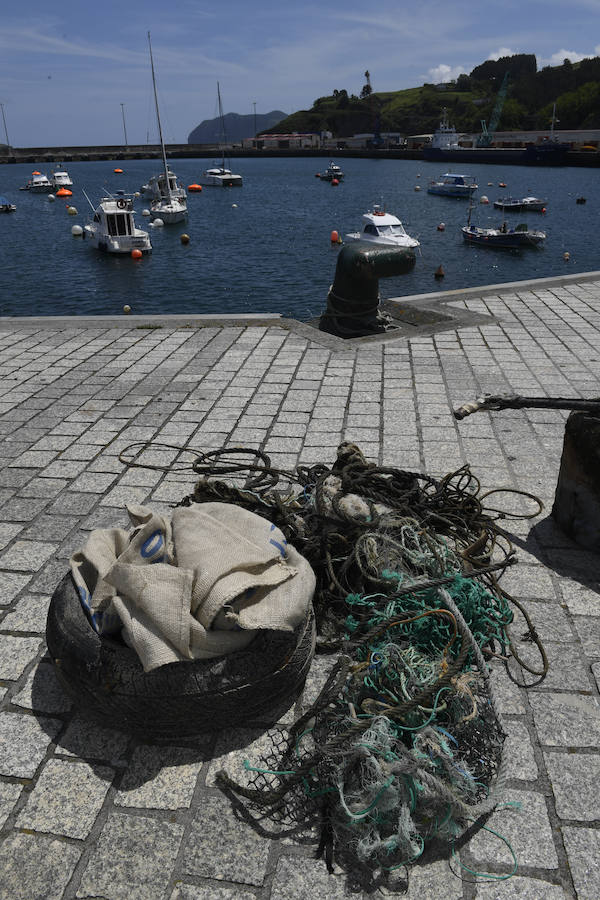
<box><xmin>120</xmin><ymin>103</ymin><xmax>128</xmax><ymax>146</ymax></box>
<box><xmin>253</xmin><ymin>101</ymin><xmax>257</xmax><ymax>137</ymax></box>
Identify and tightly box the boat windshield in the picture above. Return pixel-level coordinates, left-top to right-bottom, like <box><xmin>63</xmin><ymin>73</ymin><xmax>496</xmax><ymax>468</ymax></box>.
<box><xmin>106</xmin><ymin>213</ymin><xmax>133</xmax><ymax>237</ymax></box>
<box><xmin>378</xmin><ymin>224</ymin><xmax>407</xmax><ymax>236</ymax></box>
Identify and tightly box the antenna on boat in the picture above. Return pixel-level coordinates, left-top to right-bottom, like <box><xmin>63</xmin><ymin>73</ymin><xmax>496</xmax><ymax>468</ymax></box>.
<box><xmin>82</xmin><ymin>188</ymin><xmax>96</xmax><ymax>211</ymax></box>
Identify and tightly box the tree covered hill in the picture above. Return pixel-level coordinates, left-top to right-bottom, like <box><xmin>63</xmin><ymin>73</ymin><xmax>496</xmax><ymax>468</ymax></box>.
<box><xmin>266</xmin><ymin>54</ymin><xmax>600</xmax><ymax>138</ymax></box>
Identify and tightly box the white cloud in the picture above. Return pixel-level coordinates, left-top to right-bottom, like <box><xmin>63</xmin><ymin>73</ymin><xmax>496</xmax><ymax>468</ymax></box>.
<box><xmin>427</xmin><ymin>63</ymin><xmax>466</xmax><ymax>83</ymax></box>
<box><xmin>488</xmin><ymin>47</ymin><xmax>515</xmax><ymax>61</ymax></box>
<box><xmin>540</xmin><ymin>48</ymin><xmax>589</xmax><ymax>66</ymax></box>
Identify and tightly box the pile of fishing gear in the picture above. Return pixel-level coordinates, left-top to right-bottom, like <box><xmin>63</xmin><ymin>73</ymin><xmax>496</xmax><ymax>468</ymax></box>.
<box><xmin>122</xmin><ymin>440</ymin><xmax>547</xmax><ymax>886</ymax></box>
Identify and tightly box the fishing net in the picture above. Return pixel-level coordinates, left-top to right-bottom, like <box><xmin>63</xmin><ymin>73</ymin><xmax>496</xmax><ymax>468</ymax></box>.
<box><xmin>120</xmin><ymin>439</ymin><xmax>547</xmax><ymax>886</ymax></box>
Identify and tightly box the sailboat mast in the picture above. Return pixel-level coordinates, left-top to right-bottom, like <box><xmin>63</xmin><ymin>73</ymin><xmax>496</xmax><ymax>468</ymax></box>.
<box><xmin>147</xmin><ymin>31</ymin><xmax>172</xmax><ymax>201</ymax></box>
<box><xmin>217</xmin><ymin>81</ymin><xmax>226</xmax><ymax>170</ymax></box>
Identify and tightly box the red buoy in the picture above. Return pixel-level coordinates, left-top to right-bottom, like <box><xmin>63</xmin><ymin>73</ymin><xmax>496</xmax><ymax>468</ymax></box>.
<box><xmin>131</xmin><ymin>249</ymin><xmax>142</xmax><ymax>260</ymax></box>
<box><xmin>331</xmin><ymin>178</ymin><xmax>339</xmax><ymax>186</ymax></box>
<box><xmin>188</xmin><ymin>184</ymin><xmax>202</xmax><ymax>192</ymax></box>
<box><xmin>330</xmin><ymin>230</ymin><xmax>339</xmax><ymax>243</ymax></box>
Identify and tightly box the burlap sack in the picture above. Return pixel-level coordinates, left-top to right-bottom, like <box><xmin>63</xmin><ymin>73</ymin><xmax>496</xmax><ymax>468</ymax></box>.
<box><xmin>70</xmin><ymin>502</ymin><xmax>315</xmax><ymax>672</ymax></box>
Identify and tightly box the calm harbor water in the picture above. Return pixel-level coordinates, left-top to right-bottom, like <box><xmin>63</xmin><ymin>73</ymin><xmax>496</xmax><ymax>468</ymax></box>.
<box><xmin>1</xmin><ymin>156</ymin><xmax>598</xmax><ymax>318</ymax></box>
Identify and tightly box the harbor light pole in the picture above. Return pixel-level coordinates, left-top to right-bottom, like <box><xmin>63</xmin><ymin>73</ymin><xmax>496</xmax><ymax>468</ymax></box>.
<box><xmin>253</xmin><ymin>101</ymin><xmax>257</xmax><ymax>137</ymax></box>
<box><xmin>120</xmin><ymin>103</ymin><xmax>128</xmax><ymax>145</ymax></box>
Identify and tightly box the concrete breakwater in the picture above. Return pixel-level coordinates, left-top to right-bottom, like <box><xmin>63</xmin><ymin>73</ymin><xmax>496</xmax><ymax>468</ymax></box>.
<box><xmin>1</xmin><ymin>143</ymin><xmax>599</xmax><ymax>167</ymax></box>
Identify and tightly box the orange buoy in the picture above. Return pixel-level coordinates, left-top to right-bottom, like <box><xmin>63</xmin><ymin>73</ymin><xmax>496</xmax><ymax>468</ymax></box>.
<box><xmin>131</xmin><ymin>249</ymin><xmax>142</xmax><ymax>260</ymax></box>
<box><xmin>315</xmin><ymin>173</ymin><xmax>321</xmax><ymax>178</ymax></box>
<box><xmin>434</xmin><ymin>265</ymin><xmax>445</xmax><ymax>279</ymax></box>
<box><xmin>56</xmin><ymin>188</ymin><xmax>72</xmax><ymax>197</ymax></box>
<box><xmin>32</xmin><ymin>170</ymin><xmax>41</xmax><ymax>175</ymax></box>
<box><xmin>114</xmin><ymin>168</ymin><xmax>124</xmax><ymax>174</ymax></box>
<box><xmin>188</xmin><ymin>183</ymin><xmax>202</xmax><ymax>192</ymax></box>
<box><xmin>498</xmin><ymin>182</ymin><xmax>506</xmax><ymax>187</ymax></box>
<box><xmin>330</xmin><ymin>230</ymin><xmax>340</xmax><ymax>243</ymax></box>
<box><xmin>331</xmin><ymin>178</ymin><xmax>339</xmax><ymax>186</ymax></box>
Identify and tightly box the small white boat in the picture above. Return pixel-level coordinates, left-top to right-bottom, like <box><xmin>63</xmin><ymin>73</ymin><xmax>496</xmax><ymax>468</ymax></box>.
<box><xmin>146</xmin><ymin>32</ymin><xmax>188</xmax><ymax>224</ymax></box>
<box><xmin>318</xmin><ymin>161</ymin><xmax>344</xmax><ymax>181</ymax></box>
<box><xmin>141</xmin><ymin>169</ymin><xmax>186</xmax><ymax>203</ymax></box>
<box><xmin>198</xmin><ymin>83</ymin><xmax>243</xmax><ymax>187</ymax></box>
<box><xmin>83</xmin><ymin>193</ymin><xmax>152</xmax><ymax>254</ymax></box>
<box><xmin>150</xmin><ymin>194</ymin><xmax>188</xmax><ymax>224</ymax></box>
<box><xmin>427</xmin><ymin>173</ymin><xmax>477</xmax><ymax>198</ymax></box>
<box><xmin>462</xmin><ymin>221</ymin><xmax>546</xmax><ymax>249</ymax></box>
<box><xmin>51</xmin><ymin>168</ymin><xmax>73</xmax><ymax>189</ymax></box>
<box><xmin>0</xmin><ymin>195</ymin><xmax>16</xmax><ymax>213</ymax></box>
<box><xmin>493</xmin><ymin>196</ymin><xmax>547</xmax><ymax>212</ymax></box>
<box><xmin>198</xmin><ymin>165</ymin><xmax>242</xmax><ymax>187</ymax></box>
<box><xmin>22</xmin><ymin>172</ymin><xmax>53</xmax><ymax>193</ymax></box>
<box><xmin>345</xmin><ymin>205</ymin><xmax>419</xmax><ymax>248</ymax></box>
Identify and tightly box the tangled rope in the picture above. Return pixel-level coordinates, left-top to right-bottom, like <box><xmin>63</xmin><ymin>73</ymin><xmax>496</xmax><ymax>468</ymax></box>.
<box><xmin>119</xmin><ymin>439</ymin><xmax>547</xmax><ymax>885</ymax></box>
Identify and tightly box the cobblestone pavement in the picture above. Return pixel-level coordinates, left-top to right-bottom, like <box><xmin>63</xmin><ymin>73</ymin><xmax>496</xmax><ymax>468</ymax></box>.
<box><xmin>0</xmin><ymin>273</ymin><xmax>599</xmax><ymax>900</ymax></box>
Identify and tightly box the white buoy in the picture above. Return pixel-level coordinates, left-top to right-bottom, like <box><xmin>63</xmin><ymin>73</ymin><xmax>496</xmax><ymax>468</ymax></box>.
<box><xmin>48</xmin><ymin>194</ymin><xmax>56</xmax><ymax>202</ymax></box>
<box><xmin>414</xmin><ymin>185</ymin><xmax>421</xmax><ymax>191</ymax></box>
<box><xmin>150</xmin><ymin>218</ymin><xmax>164</xmax><ymax>227</ymax></box>
<box><xmin>232</xmin><ymin>203</ymin><xmax>238</xmax><ymax>208</ymax></box>
<box><xmin>67</xmin><ymin>206</ymin><xmax>78</xmax><ymax>216</ymax></box>
<box><xmin>71</xmin><ymin>224</ymin><xmax>83</xmax><ymax>236</ymax></box>
<box><xmin>480</xmin><ymin>195</ymin><xmax>489</xmax><ymax>204</ymax></box>
<box><xmin>123</xmin><ymin>305</ymin><xmax>132</xmax><ymax>314</ymax></box>
<box><xmin>134</xmin><ymin>191</ymin><xmax>141</xmax><ymax>197</ymax></box>
<box><xmin>141</xmin><ymin>208</ymin><xmax>151</xmax><ymax>216</ymax></box>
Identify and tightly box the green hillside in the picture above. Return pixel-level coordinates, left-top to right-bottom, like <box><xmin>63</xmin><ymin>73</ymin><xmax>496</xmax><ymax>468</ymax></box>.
<box><xmin>266</xmin><ymin>54</ymin><xmax>600</xmax><ymax>137</ymax></box>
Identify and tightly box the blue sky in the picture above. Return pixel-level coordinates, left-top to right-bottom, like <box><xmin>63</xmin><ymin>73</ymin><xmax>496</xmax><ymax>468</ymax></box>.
<box><xmin>1</xmin><ymin>0</ymin><xmax>599</xmax><ymax>147</ymax></box>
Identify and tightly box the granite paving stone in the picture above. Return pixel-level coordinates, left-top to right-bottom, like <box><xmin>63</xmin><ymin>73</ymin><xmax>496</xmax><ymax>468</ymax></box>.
<box><xmin>467</xmin><ymin>789</ymin><xmax>558</xmax><ymax>870</ymax></box>
<box><xmin>115</xmin><ymin>744</ymin><xmax>204</xmax><ymax>809</ymax></box>
<box><xmin>0</xmin><ymin>635</ymin><xmax>43</xmax><ymax>678</ymax></box>
<box><xmin>13</xmin><ymin>661</ymin><xmax>73</xmax><ymax>713</ymax></box>
<box><xmin>561</xmin><ymin>826</ymin><xmax>600</xmax><ymax>900</ymax></box>
<box><xmin>0</xmin><ymin>538</ymin><xmax>59</xmax><ymax>571</ymax></box>
<box><xmin>0</xmin><ymin>592</ymin><xmax>51</xmax><ymax>632</ymax></box>
<box><xmin>55</xmin><ymin>715</ymin><xmax>130</xmax><ymax>766</ymax></box>
<box><xmin>170</xmin><ymin>887</ymin><xmax>256</xmax><ymax>900</ymax></box>
<box><xmin>0</xmin><ymin>521</ymin><xmax>23</xmax><ymax>549</ymax></box>
<box><xmin>0</xmin><ymin>780</ymin><xmax>22</xmax><ymax>828</ymax></box>
<box><xmin>180</xmin><ymin>794</ymin><xmax>271</xmax><ymax>885</ymax></box>
<box><xmin>0</xmin><ymin>832</ymin><xmax>82</xmax><ymax>900</ymax></box>
<box><xmin>529</xmin><ymin>692</ymin><xmax>600</xmax><ymax>747</ymax></box>
<box><xmin>543</xmin><ymin>752</ymin><xmax>600</xmax><ymax>820</ymax></box>
<box><xmin>0</xmin><ymin>571</ymin><xmax>31</xmax><ymax>606</ymax></box>
<box><xmin>76</xmin><ymin>811</ymin><xmax>184</xmax><ymax>900</ymax></box>
<box><xmin>16</xmin><ymin>757</ymin><xmax>113</xmax><ymax>837</ymax></box>
<box><xmin>0</xmin><ymin>711</ymin><xmax>62</xmax><ymax>777</ymax></box>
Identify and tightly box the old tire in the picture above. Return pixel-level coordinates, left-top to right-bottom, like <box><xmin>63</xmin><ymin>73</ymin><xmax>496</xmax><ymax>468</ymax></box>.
<box><xmin>46</xmin><ymin>572</ymin><xmax>316</xmax><ymax>741</ymax></box>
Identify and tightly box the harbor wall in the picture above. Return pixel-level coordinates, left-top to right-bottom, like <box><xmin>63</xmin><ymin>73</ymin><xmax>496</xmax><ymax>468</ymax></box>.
<box><xmin>1</xmin><ymin>144</ymin><xmax>599</xmax><ymax>167</ymax></box>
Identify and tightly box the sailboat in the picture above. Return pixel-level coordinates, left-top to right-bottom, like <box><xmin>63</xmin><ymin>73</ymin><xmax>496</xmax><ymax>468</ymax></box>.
<box><xmin>198</xmin><ymin>83</ymin><xmax>243</xmax><ymax>187</ymax></box>
<box><xmin>147</xmin><ymin>32</ymin><xmax>188</xmax><ymax>223</ymax></box>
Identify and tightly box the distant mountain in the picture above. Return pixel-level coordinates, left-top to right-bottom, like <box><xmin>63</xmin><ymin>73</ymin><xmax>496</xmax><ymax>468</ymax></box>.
<box><xmin>188</xmin><ymin>110</ymin><xmax>287</xmax><ymax>144</ymax></box>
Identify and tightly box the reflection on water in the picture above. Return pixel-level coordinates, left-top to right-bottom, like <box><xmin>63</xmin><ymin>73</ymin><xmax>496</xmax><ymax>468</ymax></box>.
<box><xmin>0</xmin><ymin>157</ymin><xmax>598</xmax><ymax>318</ymax></box>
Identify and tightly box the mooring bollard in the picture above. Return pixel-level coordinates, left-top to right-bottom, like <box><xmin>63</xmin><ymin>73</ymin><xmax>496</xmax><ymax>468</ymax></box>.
<box><xmin>552</xmin><ymin>411</ymin><xmax>600</xmax><ymax>552</ymax></box>
<box><xmin>319</xmin><ymin>242</ymin><xmax>416</xmax><ymax>338</ymax></box>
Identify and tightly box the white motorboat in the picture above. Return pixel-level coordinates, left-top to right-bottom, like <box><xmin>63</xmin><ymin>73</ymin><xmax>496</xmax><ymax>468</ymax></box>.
<box><xmin>345</xmin><ymin>206</ymin><xmax>419</xmax><ymax>249</ymax></box>
<box><xmin>146</xmin><ymin>33</ymin><xmax>188</xmax><ymax>224</ymax></box>
<box><xmin>199</xmin><ymin>165</ymin><xmax>242</xmax><ymax>187</ymax></box>
<box><xmin>0</xmin><ymin>195</ymin><xmax>16</xmax><ymax>213</ymax></box>
<box><xmin>318</xmin><ymin>161</ymin><xmax>344</xmax><ymax>181</ymax></box>
<box><xmin>140</xmin><ymin>169</ymin><xmax>186</xmax><ymax>203</ymax></box>
<box><xmin>51</xmin><ymin>168</ymin><xmax>73</xmax><ymax>189</ymax></box>
<box><xmin>198</xmin><ymin>83</ymin><xmax>243</xmax><ymax>187</ymax></box>
<box><xmin>493</xmin><ymin>196</ymin><xmax>547</xmax><ymax>212</ymax></box>
<box><xmin>83</xmin><ymin>192</ymin><xmax>152</xmax><ymax>254</ymax></box>
<box><xmin>462</xmin><ymin>221</ymin><xmax>546</xmax><ymax>248</ymax></box>
<box><xmin>427</xmin><ymin>173</ymin><xmax>477</xmax><ymax>198</ymax></box>
<box><xmin>22</xmin><ymin>172</ymin><xmax>53</xmax><ymax>193</ymax></box>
